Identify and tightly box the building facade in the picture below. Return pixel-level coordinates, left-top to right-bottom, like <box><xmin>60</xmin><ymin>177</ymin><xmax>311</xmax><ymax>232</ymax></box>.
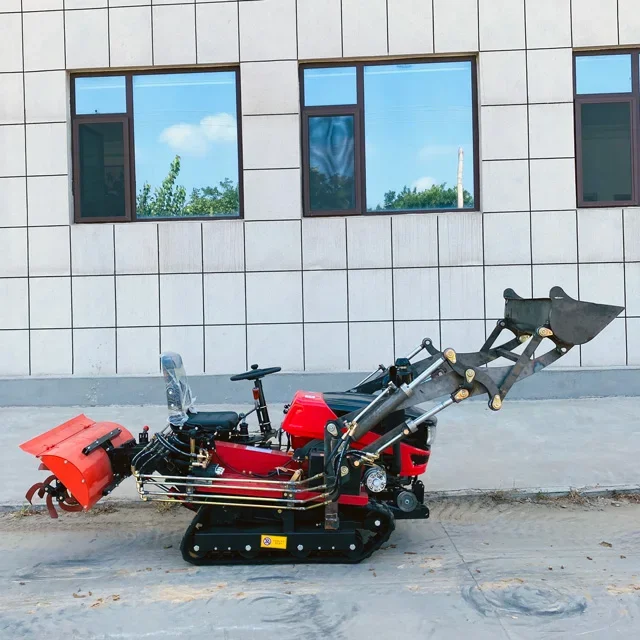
<box><xmin>0</xmin><ymin>0</ymin><xmax>638</xmax><ymax>384</ymax></box>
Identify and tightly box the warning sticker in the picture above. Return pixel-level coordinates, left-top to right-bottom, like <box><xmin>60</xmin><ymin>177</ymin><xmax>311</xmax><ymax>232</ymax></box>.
<box><xmin>260</xmin><ymin>534</ymin><xmax>287</xmax><ymax>549</ymax></box>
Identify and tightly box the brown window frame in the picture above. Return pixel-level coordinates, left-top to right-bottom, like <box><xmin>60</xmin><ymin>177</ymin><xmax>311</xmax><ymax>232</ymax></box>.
<box><xmin>299</xmin><ymin>57</ymin><xmax>480</xmax><ymax>218</ymax></box>
<box><xmin>71</xmin><ymin>68</ymin><xmax>243</xmax><ymax>224</ymax></box>
<box><xmin>574</xmin><ymin>50</ymin><xmax>640</xmax><ymax>208</ymax></box>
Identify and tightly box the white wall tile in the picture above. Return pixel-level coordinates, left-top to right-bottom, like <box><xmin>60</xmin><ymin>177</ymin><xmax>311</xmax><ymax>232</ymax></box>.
<box><xmin>572</xmin><ymin>0</ymin><xmax>618</xmax><ymax>47</ymax></box>
<box><xmin>244</xmin><ymin>169</ymin><xmax>301</xmax><ymax>221</ymax></box>
<box><xmin>440</xmin><ymin>267</ymin><xmax>484</xmax><ymax>319</ymax></box>
<box><xmin>30</xmin><ymin>276</ymin><xmax>71</xmax><ymax>329</ymax></box>
<box><xmin>624</xmin><ymin>209</ymin><xmax>640</xmax><ymax>261</ymax></box>
<box><xmin>245</xmin><ymin>271</ymin><xmax>302</xmax><ymax>323</ymax></box>
<box><xmin>527</xmin><ymin>49</ymin><xmax>573</xmax><ymax>104</ymax></box>
<box><xmin>303</xmin><ymin>270</ymin><xmax>347</xmax><ymax>322</ymax></box>
<box><xmin>393</xmin><ymin>268</ymin><xmax>439</xmax><ymax>321</ymax></box>
<box><xmin>66</xmin><ymin>0</ymin><xmax>107</xmax><ymax>8</ymax></box>
<box><xmin>348</xmin><ymin>269</ymin><xmax>392</xmax><ymax>321</ymax></box>
<box><xmin>533</xmin><ymin>263</ymin><xmax>578</xmax><ymax>298</ymax></box>
<box><xmin>0</xmin><ymin>74</ymin><xmax>24</xmax><ymax>125</ymax></box>
<box><xmin>73</xmin><ymin>328</ymin><xmax>116</xmax><ymax>375</ymax></box>
<box><xmin>394</xmin><ymin>320</ymin><xmax>440</xmax><ymax>358</ymax></box>
<box><xmin>247</xmin><ymin>323</ymin><xmax>303</xmax><ymax>371</ymax></box>
<box><xmin>484</xmin><ymin>211</ymin><xmax>531</xmax><ymax>265</ymax></box>
<box><xmin>202</xmin><ymin>220</ymin><xmax>244</xmax><ymax>272</ymax></box>
<box><xmin>242</xmin><ymin>115</ymin><xmax>300</xmax><ymax>170</ymax></box>
<box><xmin>525</xmin><ymin>0</ymin><xmax>571</xmax><ymax>48</ymax></box>
<box><xmin>72</xmin><ymin>276</ymin><xmax>115</xmax><ymax>328</ymax></box>
<box><xmin>110</xmin><ymin>0</ymin><xmax>149</xmax><ymax>6</ymax></box>
<box><xmin>31</xmin><ymin>329</ymin><xmax>72</xmax><ymax>375</ymax></box>
<box><xmin>528</xmin><ymin>103</ymin><xmax>575</xmax><ymax>160</ymax></box>
<box><xmin>625</xmin><ymin>263</ymin><xmax>640</xmax><ymax>317</ymax></box>
<box><xmin>342</xmin><ymin>0</ymin><xmax>387</xmax><ymax>57</ymax></box>
<box><xmin>440</xmin><ymin>319</ymin><xmax>486</xmax><ymax>353</ymax></box>
<box><xmin>578</xmin><ymin>209</ymin><xmax>623</xmax><ymax>263</ymax></box>
<box><xmin>117</xmin><ymin>327</ymin><xmax>160</xmax><ymax>374</ymax></box>
<box><xmin>205</xmin><ymin>324</ymin><xmax>247</xmax><ymax>374</ymax></box>
<box><xmin>24</xmin><ymin>71</ymin><xmax>67</xmax><ymax>124</ymax></box>
<box><xmin>530</xmin><ymin>159</ymin><xmax>576</xmax><ymax>211</ymax></box>
<box><xmin>23</xmin><ymin>0</ymin><xmax>63</xmax><ymax>8</ymax></box>
<box><xmin>239</xmin><ymin>0</ymin><xmax>296</xmax><ymax>62</ymax></box>
<box><xmin>196</xmin><ymin>1</ymin><xmax>239</xmax><ymax>64</ymax></box>
<box><xmin>204</xmin><ymin>272</ymin><xmax>246</xmax><ymax>324</ymax></box>
<box><xmin>391</xmin><ymin>214</ymin><xmax>438</xmax><ymax>268</ymax></box>
<box><xmin>531</xmin><ymin>211</ymin><xmax>577</xmax><ymax>264</ymax></box>
<box><xmin>109</xmin><ymin>6</ymin><xmax>152</xmax><ymax>67</ymax></box>
<box><xmin>0</xmin><ymin>0</ymin><xmax>21</xmax><ymax>12</ymax></box>
<box><xmin>347</xmin><ymin>216</ymin><xmax>391</xmax><ymax>269</ymax></box>
<box><xmin>479</xmin><ymin>0</ymin><xmax>524</xmax><ymax>51</ymax></box>
<box><xmin>433</xmin><ymin>0</ymin><xmax>478</xmax><ymax>53</ymax></box>
<box><xmin>0</xmin><ymin>279</ymin><xmax>28</xmax><ymax>329</ymax></box>
<box><xmin>349</xmin><ymin>321</ymin><xmax>393</xmax><ymax>371</ymax></box>
<box><xmin>0</xmin><ymin>330</ymin><xmax>29</xmax><ymax>376</ymax></box>
<box><xmin>579</xmin><ymin>263</ymin><xmax>625</xmax><ymax>308</ymax></box>
<box><xmin>302</xmin><ymin>218</ymin><xmax>347</xmax><ymax>270</ymax></box>
<box><xmin>28</xmin><ymin>226</ymin><xmax>70</xmax><ymax>276</ymax></box>
<box><xmin>241</xmin><ymin>61</ymin><xmax>298</xmax><ymax>115</ymax></box>
<box><xmin>484</xmin><ymin>265</ymin><xmax>531</xmax><ymax>318</ymax></box>
<box><xmin>161</xmin><ymin>326</ymin><xmax>204</xmax><ymax>374</ymax></box>
<box><xmin>580</xmin><ymin>318</ymin><xmax>626</xmax><ymax>367</ymax></box>
<box><xmin>160</xmin><ymin>274</ymin><xmax>203</xmax><ymax>325</ymax></box>
<box><xmin>0</xmin><ymin>178</ymin><xmax>27</xmax><ymax>226</ymax></box>
<box><xmin>627</xmin><ymin>318</ymin><xmax>640</xmax><ymax>365</ymax></box>
<box><xmin>482</xmin><ymin>160</ymin><xmax>529</xmax><ymax>213</ymax></box>
<box><xmin>115</xmin><ymin>223</ymin><xmax>158</xmax><ymax>274</ymax></box>
<box><xmin>0</xmin><ymin>126</ymin><xmax>25</xmax><ymax>177</ymax></box>
<box><xmin>0</xmin><ymin>228</ymin><xmax>27</xmax><ymax>277</ymax></box>
<box><xmin>152</xmin><ymin>4</ymin><xmax>196</xmax><ymax>66</ymax></box>
<box><xmin>158</xmin><ymin>222</ymin><xmax>202</xmax><ymax>273</ymax></box>
<box><xmin>304</xmin><ymin>323</ymin><xmax>349</xmax><ymax>371</ymax></box>
<box><xmin>0</xmin><ymin>14</ymin><xmax>22</xmax><ymax>72</ymax></box>
<box><xmin>245</xmin><ymin>220</ymin><xmax>301</xmax><ymax>271</ymax></box>
<box><xmin>438</xmin><ymin>211</ymin><xmax>483</xmax><ymax>266</ymax></box>
<box><xmin>296</xmin><ymin>0</ymin><xmax>342</xmax><ymax>59</ymax></box>
<box><xmin>619</xmin><ymin>0</ymin><xmax>640</xmax><ymax>45</ymax></box>
<box><xmin>388</xmin><ymin>0</ymin><xmax>433</xmax><ymax>55</ymax></box>
<box><xmin>26</xmin><ymin>123</ymin><xmax>68</xmax><ymax>176</ymax></box>
<box><xmin>27</xmin><ymin>176</ymin><xmax>70</xmax><ymax>226</ymax></box>
<box><xmin>480</xmin><ymin>105</ymin><xmax>528</xmax><ymax>161</ymax></box>
<box><xmin>23</xmin><ymin>10</ymin><xmax>64</xmax><ymax>71</ymax></box>
<box><xmin>116</xmin><ymin>275</ymin><xmax>160</xmax><ymax>327</ymax></box>
<box><xmin>71</xmin><ymin>224</ymin><xmax>114</xmax><ymax>275</ymax></box>
<box><xmin>65</xmin><ymin>8</ymin><xmax>109</xmax><ymax>69</ymax></box>
<box><xmin>480</xmin><ymin>50</ymin><xmax>526</xmax><ymax>105</ymax></box>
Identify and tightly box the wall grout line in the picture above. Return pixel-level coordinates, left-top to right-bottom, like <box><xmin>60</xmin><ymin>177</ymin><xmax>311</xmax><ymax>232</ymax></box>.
<box><xmin>344</xmin><ymin>217</ymin><xmax>350</xmax><ymax>369</ymax></box>
<box><xmin>622</xmin><ymin>209</ymin><xmax>629</xmax><ymax>365</ymax></box>
<box><xmin>390</xmin><ymin>216</ymin><xmax>395</xmax><ymax>356</ymax></box>
<box><xmin>113</xmin><ymin>225</ymin><xmax>118</xmax><ymax>373</ymax></box>
<box><xmin>523</xmin><ymin>0</ymin><xmax>534</xmax><ymax>298</ymax></box>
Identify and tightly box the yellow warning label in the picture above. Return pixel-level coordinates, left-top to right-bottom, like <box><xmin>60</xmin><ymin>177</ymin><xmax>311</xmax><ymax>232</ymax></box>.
<box><xmin>260</xmin><ymin>534</ymin><xmax>287</xmax><ymax>549</ymax></box>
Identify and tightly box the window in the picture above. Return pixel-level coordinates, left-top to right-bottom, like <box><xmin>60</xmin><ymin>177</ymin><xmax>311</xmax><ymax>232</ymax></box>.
<box><xmin>71</xmin><ymin>70</ymin><xmax>242</xmax><ymax>222</ymax></box>
<box><xmin>300</xmin><ymin>59</ymin><xmax>478</xmax><ymax>216</ymax></box>
<box><xmin>574</xmin><ymin>52</ymin><xmax>638</xmax><ymax>207</ymax></box>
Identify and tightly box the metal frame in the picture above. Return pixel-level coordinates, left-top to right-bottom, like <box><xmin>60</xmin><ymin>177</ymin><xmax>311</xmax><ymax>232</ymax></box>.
<box><xmin>70</xmin><ymin>67</ymin><xmax>244</xmax><ymax>224</ymax></box>
<box><xmin>299</xmin><ymin>57</ymin><xmax>480</xmax><ymax>217</ymax></box>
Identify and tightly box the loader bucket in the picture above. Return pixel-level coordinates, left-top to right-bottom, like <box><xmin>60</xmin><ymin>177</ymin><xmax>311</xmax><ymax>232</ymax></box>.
<box><xmin>20</xmin><ymin>414</ymin><xmax>134</xmax><ymax>511</ymax></box>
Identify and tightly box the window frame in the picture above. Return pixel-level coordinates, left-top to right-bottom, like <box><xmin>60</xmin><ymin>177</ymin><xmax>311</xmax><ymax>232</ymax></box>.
<box><xmin>70</xmin><ymin>67</ymin><xmax>244</xmax><ymax>224</ymax></box>
<box><xmin>574</xmin><ymin>50</ymin><xmax>640</xmax><ymax>208</ymax></box>
<box><xmin>299</xmin><ymin>57</ymin><xmax>480</xmax><ymax>218</ymax></box>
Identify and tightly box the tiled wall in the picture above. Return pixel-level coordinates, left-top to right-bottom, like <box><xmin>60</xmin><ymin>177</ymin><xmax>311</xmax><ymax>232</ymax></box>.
<box><xmin>0</xmin><ymin>0</ymin><xmax>639</xmax><ymax>377</ymax></box>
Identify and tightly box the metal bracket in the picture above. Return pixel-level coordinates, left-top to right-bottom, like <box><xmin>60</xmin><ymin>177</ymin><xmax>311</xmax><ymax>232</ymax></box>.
<box><xmin>82</xmin><ymin>428</ymin><xmax>122</xmax><ymax>456</ymax></box>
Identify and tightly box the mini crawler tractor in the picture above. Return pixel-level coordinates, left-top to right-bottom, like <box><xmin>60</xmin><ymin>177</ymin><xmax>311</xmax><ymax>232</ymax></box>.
<box><xmin>21</xmin><ymin>287</ymin><xmax>623</xmax><ymax>564</ymax></box>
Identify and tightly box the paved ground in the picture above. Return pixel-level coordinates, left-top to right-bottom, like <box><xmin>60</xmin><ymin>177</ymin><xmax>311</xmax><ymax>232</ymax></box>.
<box><xmin>3</xmin><ymin>396</ymin><xmax>640</xmax><ymax>506</ymax></box>
<box><xmin>1</xmin><ymin>496</ymin><xmax>639</xmax><ymax>639</ymax></box>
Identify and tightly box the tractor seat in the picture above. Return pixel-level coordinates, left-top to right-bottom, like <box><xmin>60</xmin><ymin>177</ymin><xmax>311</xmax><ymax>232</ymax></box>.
<box><xmin>184</xmin><ymin>411</ymin><xmax>239</xmax><ymax>432</ymax></box>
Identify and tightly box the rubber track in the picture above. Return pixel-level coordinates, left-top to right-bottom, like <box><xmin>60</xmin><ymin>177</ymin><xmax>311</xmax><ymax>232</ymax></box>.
<box><xmin>180</xmin><ymin>501</ymin><xmax>395</xmax><ymax>566</ymax></box>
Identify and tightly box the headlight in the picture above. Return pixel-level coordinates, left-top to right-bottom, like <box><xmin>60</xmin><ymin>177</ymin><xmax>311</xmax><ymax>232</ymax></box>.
<box><xmin>426</xmin><ymin>424</ymin><xmax>437</xmax><ymax>446</ymax></box>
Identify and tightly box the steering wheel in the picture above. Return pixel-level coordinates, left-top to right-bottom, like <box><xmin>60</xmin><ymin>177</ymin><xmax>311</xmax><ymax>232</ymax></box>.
<box><xmin>230</xmin><ymin>364</ymin><xmax>281</xmax><ymax>382</ymax></box>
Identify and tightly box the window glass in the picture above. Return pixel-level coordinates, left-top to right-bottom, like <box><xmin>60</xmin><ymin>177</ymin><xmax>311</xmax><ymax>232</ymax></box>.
<box><xmin>77</xmin><ymin>121</ymin><xmax>127</xmax><ymax>218</ymax></box>
<box><xmin>363</xmin><ymin>62</ymin><xmax>474</xmax><ymax>212</ymax></box>
<box><xmin>304</xmin><ymin>67</ymin><xmax>357</xmax><ymax>106</ymax></box>
<box><xmin>575</xmin><ymin>55</ymin><xmax>632</xmax><ymax>94</ymax></box>
<box><xmin>75</xmin><ymin>76</ymin><xmax>126</xmax><ymax>115</ymax></box>
<box><xmin>308</xmin><ymin>115</ymin><xmax>356</xmax><ymax>211</ymax></box>
<box><xmin>132</xmin><ymin>72</ymin><xmax>239</xmax><ymax>218</ymax></box>
<box><xmin>580</xmin><ymin>102</ymin><xmax>633</xmax><ymax>203</ymax></box>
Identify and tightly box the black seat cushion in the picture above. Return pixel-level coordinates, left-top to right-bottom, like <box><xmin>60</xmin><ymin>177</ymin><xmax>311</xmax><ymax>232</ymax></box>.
<box><xmin>184</xmin><ymin>411</ymin><xmax>239</xmax><ymax>432</ymax></box>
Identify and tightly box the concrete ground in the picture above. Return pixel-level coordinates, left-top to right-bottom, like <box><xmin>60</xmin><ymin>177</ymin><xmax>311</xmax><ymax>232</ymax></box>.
<box><xmin>2</xmin><ymin>396</ymin><xmax>639</xmax><ymax>506</ymax></box>
<box><xmin>1</xmin><ymin>497</ymin><xmax>640</xmax><ymax>639</ymax></box>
